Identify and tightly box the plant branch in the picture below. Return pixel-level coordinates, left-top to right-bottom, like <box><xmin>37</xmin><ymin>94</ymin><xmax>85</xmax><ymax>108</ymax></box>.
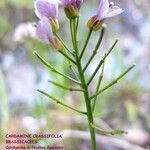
<box><xmin>38</xmin><ymin>90</ymin><xmax>87</xmax><ymax>115</ymax></box>
<box><xmin>34</xmin><ymin>51</ymin><xmax>81</xmax><ymax>85</ymax></box>
<box><xmin>80</xmin><ymin>28</ymin><xmax>93</xmax><ymax>60</ymax></box>
<box><xmin>56</xmin><ymin>27</ymin><xmax>79</xmax><ymax>81</ymax></box>
<box><xmin>70</xmin><ymin>19</ymin><xmax>75</xmax><ymax>47</ymax></box>
<box><xmin>90</xmin><ymin>123</ymin><xmax>128</xmax><ymax>136</ymax></box>
<box><xmin>59</xmin><ymin>50</ymin><xmax>76</xmax><ymax>65</ymax></box>
<box><xmin>83</xmin><ymin>27</ymin><xmax>105</xmax><ymax>72</ymax></box>
<box><xmin>57</xmin><ymin>130</ymin><xmax>145</xmax><ymax>150</ymax></box>
<box><xmin>87</xmin><ymin>40</ymin><xmax>118</xmax><ymax>85</ymax></box>
<box><xmin>55</xmin><ymin>33</ymin><xmax>74</xmax><ymax>56</ymax></box>
<box><xmin>90</xmin><ymin>65</ymin><xmax>135</xmax><ymax>100</ymax></box>
<box><xmin>76</xmin><ymin>17</ymin><xmax>79</xmax><ymax>38</ymax></box>
<box><xmin>92</xmin><ymin>61</ymin><xmax>105</xmax><ymax>112</ymax></box>
<box><xmin>48</xmin><ymin>80</ymin><xmax>84</xmax><ymax>92</ymax></box>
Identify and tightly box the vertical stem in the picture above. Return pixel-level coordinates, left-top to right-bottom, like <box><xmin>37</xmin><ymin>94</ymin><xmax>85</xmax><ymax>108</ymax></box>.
<box><xmin>71</xmin><ymin>19</ymin><xmax>97</xmax><ymax>150</ymax></box>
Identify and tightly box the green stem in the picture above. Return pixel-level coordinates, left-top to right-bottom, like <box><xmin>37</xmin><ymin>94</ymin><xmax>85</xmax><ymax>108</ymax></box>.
<box><xmin>38</xmin><ymin>90</ymin><xmax>87</xmax><ymax>115</ymax></box>
<box><xmin>90</xmin><ymin>123</ymin><xmax>128</xmax><ymax>136</ymax></box>
<box><xmin>76</xmin><ymin>17</ymin><xmax>79</xmax><ymax>32</ymax></box>
<box><xmin>48</xmin><ymin>80</ymin><xmax>84</xmax><ymax>92</ymax></box>
<box><xmin>80</xmin><ymin>28</ymin><xmax>93</xmax><ymax>59</ymax></box>
<box><xmin>55</xmin><ymin>33</ymin><xmax>74</xmax><ymax>56</ymax></box>
<box><xmin>90</xmin><ymin>65</ymin><xmax>135</xmax><ymax>100</ymax></box>
<box><xmin>71</xmin><ymin>19</ymin><xmax>97</xmax><ymax>150</ymax></box>
<box><xmin>87</xmin><ymin>40</ymin><xmax>118</xmax><ymax>85</ymax></box>
<box><xmin>55</xmin><ymin>32</ymin><xmax>78</xmax><ymax>78</ymax></box>
<box><xmin>59</xmin><ymin>51</ymin><xmax>76</xmax><ymax>65</ymax></box>
<box><xmin>68</xmin><ymin>19</ymin><xmax>80</xmax><ymax>81</ymax></box>
<box><xmin>34</xmin><ymin>51</ymin><xmax>81</xmax><ymax>85</ymax></box>
<box><xmin>83</xmin><ymin>27</ymin><xmax>105</xmax><ymax>72</ymax></box>
<box><xmin>92</xmin><ymin>61</ymin><xmax>105</xmax><ymax>112</ymax></box>
<box><xmin>70</xmin><ymin>19</ymin><xmax>75</xmax><ymax>46</ymax></box>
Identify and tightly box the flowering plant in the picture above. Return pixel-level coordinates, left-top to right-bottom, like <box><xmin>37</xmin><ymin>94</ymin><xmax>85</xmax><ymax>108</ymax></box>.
<box><xmin>33</xmin><ymin>0</ymin><xmax>134</xmax><ymax>149</ymax></box>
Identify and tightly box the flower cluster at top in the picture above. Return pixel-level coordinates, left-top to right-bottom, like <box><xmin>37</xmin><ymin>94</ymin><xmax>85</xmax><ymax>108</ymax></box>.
<box><xmin>34</xmin><ymin>0</ymin><xmax>123</xmax><ymax>50</ymax></box>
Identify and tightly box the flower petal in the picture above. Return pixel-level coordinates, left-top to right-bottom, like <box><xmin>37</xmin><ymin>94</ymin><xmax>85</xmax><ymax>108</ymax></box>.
<box><xmin>97</xmin><ymin>0</ymin><xmax>109</xmax><ymax>21</ymax></box>
<box><xmin>36</xmin><ymin>17</ymin><xmax>53</xmax><ymax>44</ymax></box>
<box><xmin>106</xmin><ymin>6</ymin><xmax>123</xmax><ymax>18</ymax></box>
<box><xmin>75</xmin><ymin>0</ymin><xmax>84</xmax><ymax>9</ymax></box>
<box><xmin>60</xmin><ymin>0</ymin><xmax>70</xmax><ymax>6</ymax></box>
<box><xmin>61</xmin><ymin>0</ymin><xmax>83</xmax><ymax>8</ymax></box>
<box><xmin>45</xmin><ymin>0</ymin><xmax>61</xmax><ymax>5</ymax></box>
<box><xmin>35</xmin><ymin>0</ymin><xmax>59</xmax><ymax>19</ymax></box>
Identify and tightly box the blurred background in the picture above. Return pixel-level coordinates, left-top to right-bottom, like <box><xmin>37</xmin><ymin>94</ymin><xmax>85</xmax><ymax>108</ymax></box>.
<box><xmin>0</xmin><ymin>0</ymin><xmax>150</xmax><ymax>149</ymax></box>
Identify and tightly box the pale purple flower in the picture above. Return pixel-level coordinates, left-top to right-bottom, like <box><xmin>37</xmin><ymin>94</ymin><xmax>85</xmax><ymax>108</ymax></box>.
<box><xmin>36</xmin><ymin>17</ymin><xmax>64</xmax><ymax>50</ymax></box>
<box><xmin>61</xmin><ymin>0</ymin><xmax>83</xmax><ymax>9</ymax></box>
<box><xmin>34</xmin><ymin>0</ymin><xmax>59</xmax><ymax>19</ymax></box>
<box><xmin>96</xmin><ymin>0</ymin><xmax>123</xmax><ymax>22</ymax></box>
<box><xmin>36</xmin><ymin>17</ymin><xmax>53</xmax><ymax>44</ymax></box>
<box><xmin>87</xmin><ymin>0</ymin><xmax>123</xmax><ymax>30</ymax></box>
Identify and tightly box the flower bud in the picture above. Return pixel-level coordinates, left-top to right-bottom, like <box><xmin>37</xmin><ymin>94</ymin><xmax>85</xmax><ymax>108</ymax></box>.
<box><xmin>49</xmin><ymin>18</ymin><xmax>59</xmax><ymax>33</ymax></box>
<box><xmin>52</xmin><ymin>37</ymin><xmax>65</xmax><ymax>51</ymax></box>
<box><xmin>87</xmin><ymin>16</ymin><xmax>102</xmax><ymax>31</ymax></box>
<box><xmin>64</xmin><ymin>5</ymin><xmax>79</xmax><ymax>19</ymax></box>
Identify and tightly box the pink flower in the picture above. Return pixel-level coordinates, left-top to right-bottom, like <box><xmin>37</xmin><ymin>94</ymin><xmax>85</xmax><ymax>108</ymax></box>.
<box><xmin>34</xmin><ymin>0</ymin><xmax>60</xmax><ymax>19</ymax></box>
<box><xmin>61</xmin><ymin>0</ymin><xmax>83</xmax><ymax>9</ymax></box>
<box><xmin>96</xmin><ymin>0</ymin><xmax>123</xmax><ymax>22</ymax></box>
<box><xmin>36</xmin><ymin>17</ymin><xmax>53</xmax><ymax>44</ymax></box>
<box><xmin>60</xmin><ymin>0</ymin><xmax>84</xmax><ymax>19</ymax></box>
<box><xmin>36</xmin><ymin>17</ymin><xmax>64</xmax><ymax>50</ymax></box>
<box><xmin>87</xmin><ymin>0</ymin><xmax>123</xmax><ymax>30</ymax></box>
